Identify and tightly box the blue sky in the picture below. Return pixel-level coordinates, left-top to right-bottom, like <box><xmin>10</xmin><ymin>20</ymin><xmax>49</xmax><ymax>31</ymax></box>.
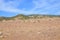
<box><xmin>0</xmin><ymin>0</ymin><xmax>60</xmax><ymax>17</ymax></box>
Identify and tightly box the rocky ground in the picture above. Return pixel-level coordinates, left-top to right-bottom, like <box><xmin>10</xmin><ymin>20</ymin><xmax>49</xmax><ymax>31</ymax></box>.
<box><xmin>0</xmin><ymin>18</ymin><xmax>60</xmax><ymax>40</ymax></box>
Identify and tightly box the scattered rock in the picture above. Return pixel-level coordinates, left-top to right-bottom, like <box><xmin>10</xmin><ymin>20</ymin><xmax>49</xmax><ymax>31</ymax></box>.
<box><xmin>37</xmin><ymin>31</ymin><xmax>41</xmax><ymax>34</ymax></box>
<box><xmin>0</xmin><ymin>32</ymin><xmax>3</xmax><ymax>38</ymax></box>
<box><xmin>0</xmin><ymin>32</ymin><xmax>3</xmax><ymax>36</ymax></box>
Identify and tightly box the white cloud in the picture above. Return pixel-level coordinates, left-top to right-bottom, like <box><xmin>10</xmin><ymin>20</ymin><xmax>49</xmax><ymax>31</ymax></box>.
<box><xmin>31</xmin><ymin>0</ymin><xmax>48</xmax><ymax>11</ymax></box>
<box><xmin>0</xmin><ymin>0</ymin><xmax>31</xmax><ymax>14</ymax></box>
<box><xmin>0</xmin><ymin>0</ymin><xmax>60</xmax><ymax>15</ymax></box>
<box><xmin>31</xmin><ymin>0</ymin><xmax>60</xmax><ymax>15</ymax></box>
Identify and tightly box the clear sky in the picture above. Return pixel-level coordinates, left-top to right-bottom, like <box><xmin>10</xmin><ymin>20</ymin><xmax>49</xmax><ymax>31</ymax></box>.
<box><xmin>0</xmin><ymin>0</ymin><xmax>60</xmax><ymax>17</ymax></box>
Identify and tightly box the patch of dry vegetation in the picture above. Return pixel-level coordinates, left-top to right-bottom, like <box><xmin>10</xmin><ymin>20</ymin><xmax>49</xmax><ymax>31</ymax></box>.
<box><xmin>0</xmin><ymin>14</ymin><xmax>60</xmax><ymax>21</ymax></box>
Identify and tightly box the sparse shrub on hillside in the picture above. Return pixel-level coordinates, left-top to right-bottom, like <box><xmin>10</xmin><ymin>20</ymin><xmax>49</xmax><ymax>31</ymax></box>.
<box><xmin>0</xmin><ymin>17</ymin><xmax>15</xmax><ymax>21</ymax></box>
<box><xmin>0</xmin><ymin>17</ymin><xmax>6</xmax><ymax>21</ymax></box>
<box><xmin>13</xmin><ymin>14</ymin><xmax>29</xmax><ymax>20</ymax></box>
<box><xmin>44</xmin><ymin>15</ymin><xmax>60</xmax><ymax>18</ymax></box>
<box><xmin>5</xmin><ymin>17</ymin><xmax>15</xmax><ymax>21</ymax></box>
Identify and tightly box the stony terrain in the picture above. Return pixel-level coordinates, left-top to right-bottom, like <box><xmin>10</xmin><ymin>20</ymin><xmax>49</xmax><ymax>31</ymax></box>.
<box><xmin>0</xmin><ymin>17</ymin><xmax>60</xmax><ymax>40</ymax></box>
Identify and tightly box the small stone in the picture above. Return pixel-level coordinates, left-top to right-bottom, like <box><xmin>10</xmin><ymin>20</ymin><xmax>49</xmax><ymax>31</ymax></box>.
<box><xmin>37</xmin><ymin>32</ymin><xmax>41</xmax><ymax>34</ymax></box>
<box><xmin>0</xmin><ymin>32</ymin><xmax>3</xmax><ymax>38</ymax></box>
<box><xmin>0</xmin><ymin>36</ymin><xmax>3</xmax><ymax>38</ymax></box>
<box><xmin>0</xmin><ymin>32</ymin><xmax>3</xmax><ymax>36</ymax></box>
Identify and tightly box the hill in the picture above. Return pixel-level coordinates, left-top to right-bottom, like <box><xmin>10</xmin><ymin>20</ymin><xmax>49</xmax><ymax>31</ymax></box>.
<box><xmin>0</xmin><ymin>14</ymin><xmax>60</xmax><ymax>21</ymax></box>
<box><xmin>0</xmin><ymin>14</ymin><xmax>60</xmax><ymax>40</ymax></box>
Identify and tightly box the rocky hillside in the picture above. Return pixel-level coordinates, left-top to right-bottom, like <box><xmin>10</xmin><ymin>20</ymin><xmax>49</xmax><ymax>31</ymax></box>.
<box><xmin>0</xmin><ymin>14</ymin><xmax>60</xmax><ymax>40</ymax></box>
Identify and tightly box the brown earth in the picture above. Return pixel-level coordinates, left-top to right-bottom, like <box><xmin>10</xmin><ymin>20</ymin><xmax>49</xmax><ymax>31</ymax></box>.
<box><xmin>0</xmin><ymin>18</ymin><xmax>60</xmax><ymax>40</ymax></box>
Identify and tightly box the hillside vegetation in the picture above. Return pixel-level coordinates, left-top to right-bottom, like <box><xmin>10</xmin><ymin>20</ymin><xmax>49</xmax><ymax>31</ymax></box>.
<box><xmin>0</xmin><ymin>14</ymin><xmax>60</xmax><ymax>21</ymax></box>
